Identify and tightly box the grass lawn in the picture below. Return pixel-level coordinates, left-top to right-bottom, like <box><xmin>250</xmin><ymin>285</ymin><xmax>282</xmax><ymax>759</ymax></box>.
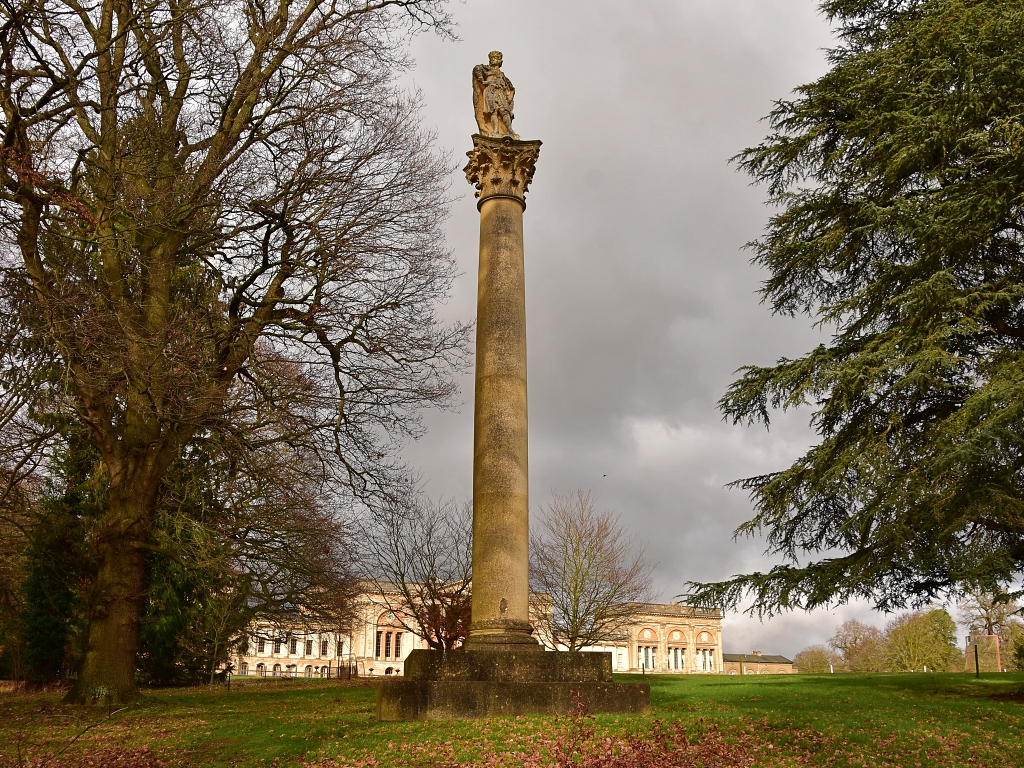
<box><xmin>1</xmin><ymin>672</ymin><xmax>1022</xmax><ymax>766</ymax></box>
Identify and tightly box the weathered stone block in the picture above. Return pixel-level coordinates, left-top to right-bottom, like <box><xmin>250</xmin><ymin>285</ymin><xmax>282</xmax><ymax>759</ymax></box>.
<box><xmin>377</xmin><ymin>680</ymin><xmax>650</xmax><ymax>721</ymax></box>
<box><xmin>403</xmin><ymin>648</ymin><xmax>613</xmax><ymax>682</ymax></box>
<box><xmin>376</xmin><ymin>650</ymin><xmax>650</xmax><ymax>721</ymax></box>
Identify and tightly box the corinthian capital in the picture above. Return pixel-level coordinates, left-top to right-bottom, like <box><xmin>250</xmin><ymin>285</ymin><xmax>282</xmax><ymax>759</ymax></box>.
<box><xmin>464</xmin><ymin>134</ymin><xmax>542</xmax><ymax>210</ymax></box>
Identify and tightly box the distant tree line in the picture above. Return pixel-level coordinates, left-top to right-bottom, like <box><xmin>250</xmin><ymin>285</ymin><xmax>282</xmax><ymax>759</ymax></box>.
<box><xmin>795</xmin><ymin>593</ymin><xmax>1024</xmax><ymax>673</ymax></box>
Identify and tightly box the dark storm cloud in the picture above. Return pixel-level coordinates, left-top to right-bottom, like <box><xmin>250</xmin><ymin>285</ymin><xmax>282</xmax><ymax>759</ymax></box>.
<box><xmin>399</xmin><ymin>1</ymin><xmax>889</xmax><ymax>655</ymax></box>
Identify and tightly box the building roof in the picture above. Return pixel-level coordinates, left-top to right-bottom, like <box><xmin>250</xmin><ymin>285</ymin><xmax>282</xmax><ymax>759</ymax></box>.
<box><xmin>722</xmin><ymin>653</ymin><xmax>793</xmax><ymax>665</ymax></box>
<box><xmin>626</xmin><ymin>602</ymin><xmax>723</xmax><ymax>619</ymax></box>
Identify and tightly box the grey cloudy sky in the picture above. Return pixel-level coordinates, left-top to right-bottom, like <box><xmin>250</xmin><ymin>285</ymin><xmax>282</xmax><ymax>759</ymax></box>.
<box><xmin>396</xmin><ymin>0</ymin><xmax>891</xmax><ymax>657</ymax></box>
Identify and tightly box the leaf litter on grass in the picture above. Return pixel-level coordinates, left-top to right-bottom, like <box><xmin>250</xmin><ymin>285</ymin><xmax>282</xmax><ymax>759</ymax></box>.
<box><xmin>304</xmin><ymin>694</ymin><xmax>779</xmax><ymax>768</ymax></box>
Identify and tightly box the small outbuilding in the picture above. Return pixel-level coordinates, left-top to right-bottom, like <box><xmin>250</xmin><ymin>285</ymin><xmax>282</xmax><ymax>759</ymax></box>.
<box><xmin>721</xmin><ymin>650</ymin><xmax>794</xmax><ymax>675</ymax></box>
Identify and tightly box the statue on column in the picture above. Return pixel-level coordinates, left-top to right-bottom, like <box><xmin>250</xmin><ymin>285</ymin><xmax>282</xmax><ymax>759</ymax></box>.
<box><xmin>473</xmin><ymin>51</ymin><xmax>519</xmax><ymax>140</ymax></box>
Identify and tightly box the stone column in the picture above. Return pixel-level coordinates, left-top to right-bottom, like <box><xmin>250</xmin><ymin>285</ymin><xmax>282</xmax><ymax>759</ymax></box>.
<box><xmin>463</xmin><ymin>134</ymin><xmax>542</xmax><ymax>650</ymax></box>
<box><xmin>377</xmin><ymin>130</ymin><xmax>649</xmax><ymax>719</ymax></box>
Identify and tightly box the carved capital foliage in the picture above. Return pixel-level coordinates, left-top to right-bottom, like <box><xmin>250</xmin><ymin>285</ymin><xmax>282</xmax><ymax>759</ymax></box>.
<box><xmin>464</xmin><ymin>134</ymin><xmax>542</xmax><ymax>209</ymax></box>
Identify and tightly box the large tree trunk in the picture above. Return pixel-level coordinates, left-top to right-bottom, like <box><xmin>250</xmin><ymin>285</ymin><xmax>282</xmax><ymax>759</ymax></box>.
<box><xmin>64</xmin><ymin>468</ymin><xmax>158</xmax><ymax>705</ymax></box>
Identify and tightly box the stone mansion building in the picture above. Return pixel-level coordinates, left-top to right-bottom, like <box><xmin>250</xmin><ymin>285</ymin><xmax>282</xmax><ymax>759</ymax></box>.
<box><xmin>230</xmin><ymin>591</ymin><xmax>725</xmax><ymax>678</ymax></box>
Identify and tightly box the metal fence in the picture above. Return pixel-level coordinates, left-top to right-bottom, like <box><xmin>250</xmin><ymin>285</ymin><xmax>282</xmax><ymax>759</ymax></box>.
<box><xmin>231</xmin><ymin>662</ymin><xmax>358</xmax><ymax>681</ymax></box>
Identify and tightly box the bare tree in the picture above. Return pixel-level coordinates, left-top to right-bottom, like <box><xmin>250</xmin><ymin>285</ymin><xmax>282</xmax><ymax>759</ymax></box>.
<box><xmin>358</xmin><ymin>496</ymin><xmax>472</xmax><ymax>651</ymax></box>
<box><xmin>530</xmin><ymin>490</ymin><xmax>654</xmax><ymax>652</ymax></box>
<box><xmin>958</xmin><ymin>588</ymin><xmax>1023</xmax><ymax>640</ymax></box>
<box><xmin>827</xmin><ymin>619</ymin><xmax>887</xmax><ymax>673</ymax></box>
<box><xmin>142</xmin><ymin>393</ymin><xmax>363</xmax><ymax>680</ymax></box>
<box><xmin>0</xmin><ymin>336</ymin><xmax>51</xmax><ymax>675</ymax></box>
<box><xmin>0</xmin><ymin>468</ymin><xmax>31</xmax><ymax>682</ymax></box>
<box><xmin>0</xmin><ymin>0</ymin><xmax>466</xmax><ymax>703</ymax></box>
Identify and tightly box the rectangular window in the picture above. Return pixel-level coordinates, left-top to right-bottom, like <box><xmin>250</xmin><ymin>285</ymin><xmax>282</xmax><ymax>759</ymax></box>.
<box><xmin>375</xmin><ymin>631</ymin><xmax>382</xmax><ymax>659</ymax></box>
<box><xmin>273</xmin><ymin>638</ymin><xmax>281</xmax><ymax>654</ymax></box>
<box><xmin>321</xmin><ymin>639</ymin><xmax>328</xmax><ymax>657</ymax></box>
<box><xmin>384</xmin><ymin>632</ymin><xmax>392</xmax><ymax>659</ymax></box>
<box><xmin>337</xmin><ymin>640</ymin><xmax>343</xmax><ymax>657</ymax></box>
<box><xmin>258</xmin><ymin>637</ymin><xmax>266</xmax><ymax>654</ymax></box>
<box><xmin>394</xmin><ymin>633</ymin><xmax>402</xmax><ymax>658</ymax></box>
<box><xmin>305</xmin><ymin>639</ymin><xmax>313</xmax><ymax>656</ymax></box>
<box><xmin>289</xmin><ymin>637</ymin><xmax>297</xmax><ymax>654</ymax></box>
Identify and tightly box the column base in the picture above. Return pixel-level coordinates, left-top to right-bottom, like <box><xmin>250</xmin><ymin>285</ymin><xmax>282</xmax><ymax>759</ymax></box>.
<box><xmin>463</xmin><ymin>619</ymin><xmax>543</xmax><ymax>652</ymax></box>
<box><xmin>376</xmin><ymin>649</ymin><xmax>650</xmax><ymax>721</ymax></box>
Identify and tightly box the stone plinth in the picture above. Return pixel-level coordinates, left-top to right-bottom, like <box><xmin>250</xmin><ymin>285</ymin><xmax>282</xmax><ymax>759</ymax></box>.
<box><xmin>376</xmin><ymin>649</ymin><xmax>650</xmax><ymax>721</ymax></box>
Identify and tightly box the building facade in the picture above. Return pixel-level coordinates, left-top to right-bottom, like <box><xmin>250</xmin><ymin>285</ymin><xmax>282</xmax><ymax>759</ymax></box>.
<box><xmin>230</xmin><ymin>588</ymin><xmax>429</xmax><ymax>678</ymax></box>
<box><xmin>600</xmin><ymin>602</ymin><xmax>724</xmax><ymax>674</ymax></box>
<box><xmin>232</xmin><ymin>621</ymin><xmax>352</xmax><ymax>679</ymax></box>
<box><xmin>229</xmin><ymin>594</ymin><xmax>724</xmax><ymax>677</ymax></box>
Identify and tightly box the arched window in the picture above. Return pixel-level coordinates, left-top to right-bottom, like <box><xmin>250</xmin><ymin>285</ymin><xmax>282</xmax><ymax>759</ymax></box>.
<box><xmin>694</xmin><ymin>643</ymin><xmax>716</xmax><ymax>673</ymax></box>
<box><xmin>375</xmin><ymin>612</ymin><xmax>404</xmax><ymax>661</ymax></box>
<box><xmin>637</xmin><ymin>628</ymin><xmax>659</xmax><ymax>671</ymax></box>
<box><xmin>272</xmin><ymin>663</ymin><xmax>281</xmax><ymax>676</ymax></box>
<box><xmin>665</xmin><ymin>630</ymin><xmax>686</xmax><ymax>672</ymax></box>
<box><xmin>305</xmin><ymin>665</ymin><xmax>313</xmax><ymax>677</ymax></box>
<box><xmin>239</xmin><ymin>662</ymin><xmax>249</xmax><ymax>676</ymax></box>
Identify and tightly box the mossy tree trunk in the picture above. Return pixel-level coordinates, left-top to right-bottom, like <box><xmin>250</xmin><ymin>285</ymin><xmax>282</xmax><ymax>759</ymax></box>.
<box><xmin>64</xmin><ymin>452</ymin><xmax>167</xmax><ymax>704</ymax></box>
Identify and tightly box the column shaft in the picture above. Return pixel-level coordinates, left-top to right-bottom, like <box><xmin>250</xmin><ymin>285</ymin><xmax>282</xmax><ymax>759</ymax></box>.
<box><xmin>463</xmin><ymin>133</ymin><xmax>542</xmax><ymax>650</ymax></box>
<box><xmin>468</xmin><ymin>196</ymin><xmax>534</xmax><ymax>646</ymax></box>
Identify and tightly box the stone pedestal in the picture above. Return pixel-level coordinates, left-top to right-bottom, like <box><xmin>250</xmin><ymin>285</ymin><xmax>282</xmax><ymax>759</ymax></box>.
<box><xmin>377</xmin><ymin>649</ymin><xmax>650</xmax><ymax>721</ymax></box>
<box><xmin>376</xmin><ymin>133</ymin><xmax>649</xmax><ymax>721</ymax></box>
